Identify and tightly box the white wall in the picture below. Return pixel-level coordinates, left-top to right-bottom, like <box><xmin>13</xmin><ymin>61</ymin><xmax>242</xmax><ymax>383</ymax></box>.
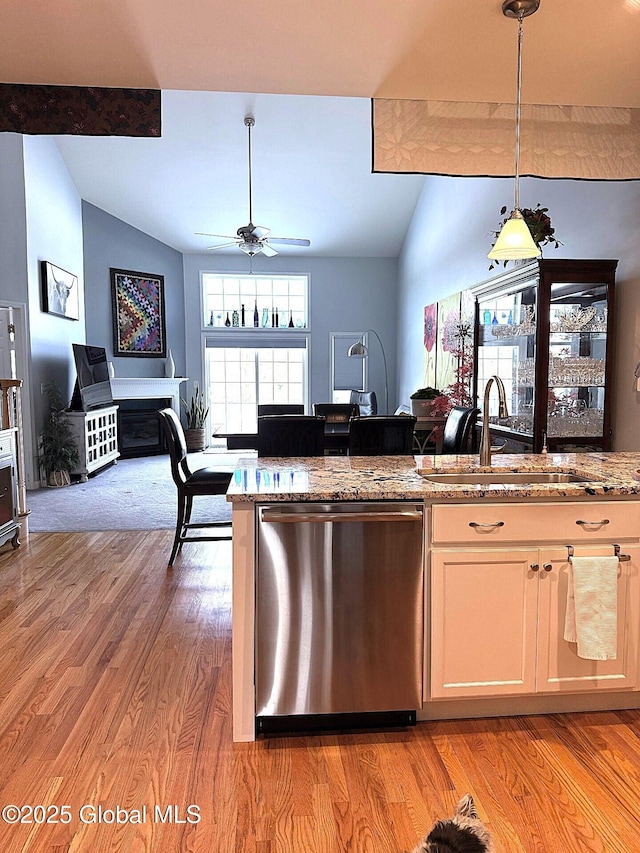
<box><xmin>182</xmin><ymin>253</ymin><xmax>399</xmax><ymax>413</ymax></box>
<box><xmin>397</xmin><ymin>175</ymin><xmax>640</xmax><ymax>450</ymax></box>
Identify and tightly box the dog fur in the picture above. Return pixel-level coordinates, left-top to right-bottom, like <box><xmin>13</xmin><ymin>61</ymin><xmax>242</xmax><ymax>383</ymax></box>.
<box><xmin>410</xmin><ymin>794</ymin><xmax>495</xmax><ymax>853</ymax></box>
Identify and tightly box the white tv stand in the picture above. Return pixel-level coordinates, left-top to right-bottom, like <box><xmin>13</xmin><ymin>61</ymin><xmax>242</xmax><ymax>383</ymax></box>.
<box><xmin>67</xmin><ymin>405</ymin><xmax>120</xmax><ymax>482</ymax></box>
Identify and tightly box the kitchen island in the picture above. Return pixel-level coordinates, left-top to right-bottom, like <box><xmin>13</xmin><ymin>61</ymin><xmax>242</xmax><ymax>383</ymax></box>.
<box><xmin>227</xmin><ymin>452</ymin><xmax>640</xmax><ymax>741</ymax></box>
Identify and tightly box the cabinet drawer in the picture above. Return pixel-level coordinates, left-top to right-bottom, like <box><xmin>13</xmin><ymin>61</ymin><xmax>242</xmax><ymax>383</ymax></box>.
<box><xmin>432</xmin><ymin>502</ymin><xmax>640</xmax><ymax>546</ymax></box>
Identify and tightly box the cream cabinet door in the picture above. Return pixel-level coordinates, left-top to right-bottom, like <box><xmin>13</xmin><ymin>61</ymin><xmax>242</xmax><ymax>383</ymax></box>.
<box><xmin>536</xmin><ymin>546</ymin><xmax>640</xmax><ymax>693</ymax></box>
<box><xmin>430</xmin><ymin>549</ymin><xmax>539</xmax><ymax>699</ymax></box>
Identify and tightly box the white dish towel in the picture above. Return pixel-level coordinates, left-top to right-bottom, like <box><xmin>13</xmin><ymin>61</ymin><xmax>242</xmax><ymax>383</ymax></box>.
<box><xmin>564</xmin><ymin>556</ymin><xmax>619</xmax><ymax>660</ymax></box>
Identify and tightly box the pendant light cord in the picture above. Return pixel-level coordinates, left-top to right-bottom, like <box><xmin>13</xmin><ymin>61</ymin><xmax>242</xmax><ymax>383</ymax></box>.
<box><xmin>513</xmin><ymin>11</ymin><xmax>524</xmax><ymax>212</ymax></box>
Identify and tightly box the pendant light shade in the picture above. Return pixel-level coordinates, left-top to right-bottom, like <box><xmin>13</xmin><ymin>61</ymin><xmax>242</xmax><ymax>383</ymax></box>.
<box><xmin>488</xmin><ymin>210</ymin><xmax>540</xmax><ymax>260</ymax></box>
<box><xmin>488</xmin><ymin>0</ymin><xmax>541</xmax><ymax>262</ymax></box>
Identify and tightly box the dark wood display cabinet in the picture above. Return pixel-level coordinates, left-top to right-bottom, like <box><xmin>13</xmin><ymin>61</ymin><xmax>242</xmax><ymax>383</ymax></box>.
<box><xmin>473</xmin><ymin>259</ymin><xmax>617</xmax><ymax>454</ymax></box>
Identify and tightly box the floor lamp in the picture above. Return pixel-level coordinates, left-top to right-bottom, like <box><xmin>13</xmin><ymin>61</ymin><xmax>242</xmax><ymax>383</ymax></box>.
<box><xmin>348</xmin><ymin>329</ymin><xmax>389</xmax><ymax>415</ymax></box>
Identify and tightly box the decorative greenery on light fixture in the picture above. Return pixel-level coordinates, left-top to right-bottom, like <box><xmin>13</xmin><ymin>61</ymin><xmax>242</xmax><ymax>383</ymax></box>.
<box><xmin>487</xmin><ymin>0</ymin><xmax>542</xmax><ymax>263</ymax></box>
<box><xmin>490</xmin><ymin>203</ymin><xmax>562</xmax><ymax>269</ymax></box>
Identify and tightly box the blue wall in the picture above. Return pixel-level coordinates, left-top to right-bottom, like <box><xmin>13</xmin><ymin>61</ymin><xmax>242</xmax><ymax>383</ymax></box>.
<box><xmin>82</xmin><ymin>202</ymin><xmax>185</xmax><ymax>378</ymax></box>
<box><xmin>397</xmin><ymin>175</ymin><xmax>640</xmax><ymax>449</ymax></box>
<box><xmin>182</xmin><ymin>253</ymin><xmax>399</xmax><ymax>412</ymax></box>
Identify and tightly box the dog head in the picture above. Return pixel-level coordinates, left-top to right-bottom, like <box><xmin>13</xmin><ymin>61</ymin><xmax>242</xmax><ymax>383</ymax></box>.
<box><xmin>411</xmin><ymin>795</ymin><xmax>493</xmax><ymax>853</ymax></box>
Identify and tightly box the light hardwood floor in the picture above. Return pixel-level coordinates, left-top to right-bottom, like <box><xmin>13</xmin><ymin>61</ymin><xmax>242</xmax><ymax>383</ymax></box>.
<box><xmin>1</xmin><ymin>531</ymin><xmax>639</xmax><ymax>852</ymax></box>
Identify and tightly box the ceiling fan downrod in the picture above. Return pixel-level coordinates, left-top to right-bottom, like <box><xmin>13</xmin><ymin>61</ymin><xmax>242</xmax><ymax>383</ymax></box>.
<box><xmin>244</xmin><ymin>115</ymin><xmax>255</xmax><ymax>228</ymax></box>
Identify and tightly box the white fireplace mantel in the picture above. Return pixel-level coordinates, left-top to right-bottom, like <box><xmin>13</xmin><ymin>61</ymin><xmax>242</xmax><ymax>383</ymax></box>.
<box><xmin>109</xmin><ymin>378</ymin><xmax>188</xmax><ymax>413</ymax></box>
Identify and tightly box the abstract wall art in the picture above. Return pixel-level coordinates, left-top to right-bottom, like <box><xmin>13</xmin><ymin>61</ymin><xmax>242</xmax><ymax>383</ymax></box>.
<box><xmin>110</xmin><ymin>268</ymin><xmax>166</xmax><ymax>357</ymax></box>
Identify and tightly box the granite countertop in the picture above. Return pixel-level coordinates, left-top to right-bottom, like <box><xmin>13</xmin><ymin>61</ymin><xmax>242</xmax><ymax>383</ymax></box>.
<box><xmin>226</xmin><ymin>452</ymin><xmax>640</xmax><ymax>503</ymax></box>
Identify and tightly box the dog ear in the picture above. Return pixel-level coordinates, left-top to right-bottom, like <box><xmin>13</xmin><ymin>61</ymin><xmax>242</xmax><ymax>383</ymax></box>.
<box><xmin>455</xmin><ymin>794</ymin><xmax>479</xmax><ymax>819</ymax></box>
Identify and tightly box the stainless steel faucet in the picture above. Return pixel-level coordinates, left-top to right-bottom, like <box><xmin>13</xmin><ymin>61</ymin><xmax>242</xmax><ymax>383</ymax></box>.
<box><xmin>479</xmin><ymin>375</ymin><xmax>509</xmax><ymax>466</ymax></box>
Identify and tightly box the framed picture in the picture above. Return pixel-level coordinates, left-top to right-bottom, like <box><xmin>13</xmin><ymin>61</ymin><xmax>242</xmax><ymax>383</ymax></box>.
<box><xmin>110</xmin><ymin>268</ymin><xmax>166</xmax><ymax>357</ymax></box>
<box><xmin>41</xmin><ymin>261</ymin><xmax>79</xmax><ymax>320</ymax></box>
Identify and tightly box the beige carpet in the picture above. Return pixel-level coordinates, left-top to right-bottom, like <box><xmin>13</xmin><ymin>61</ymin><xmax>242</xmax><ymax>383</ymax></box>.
<box><xmin>26</xmin><ymin>452</ymin><xmax>237</xmax><ymax>532</ymax></box>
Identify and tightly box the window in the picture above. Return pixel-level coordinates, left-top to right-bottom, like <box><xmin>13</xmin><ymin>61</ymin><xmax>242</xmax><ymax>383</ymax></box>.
<box><xmin>202</xmin><ymin>273</ymin><xmax>308</xmax><ymax>329</ymax></box>
<box><xmin>206</xmin><ymin>343</ymin><xmax>307</xmax><ymax>434</ymax></box>
<box><xmin>201</xmin><ymin>273</ymin><xmax>310</xmax><ymax>434</ymax></box>
<box><xmin>330</xmin><ymin>333</ymin><xmax>366</xmax><ymax>403</ymax></box>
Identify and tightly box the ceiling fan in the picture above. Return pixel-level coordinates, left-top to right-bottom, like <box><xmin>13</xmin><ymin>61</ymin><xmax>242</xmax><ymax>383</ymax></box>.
<box><xmin>196</xmin><ymin>115</ymin><xmax>311</xmax><ymax>257</ymax></box>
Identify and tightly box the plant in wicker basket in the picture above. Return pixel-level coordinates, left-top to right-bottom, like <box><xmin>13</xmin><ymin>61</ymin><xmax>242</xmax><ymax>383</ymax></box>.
<box><xmin>39</xmin><ymin>382</ymin><xmax>80</xmax><ymax>486</ymax></box>
<box><xmin>180</xmin><ymin>383</ymin><xmax>209</xmax><ymax>452</ymax></box>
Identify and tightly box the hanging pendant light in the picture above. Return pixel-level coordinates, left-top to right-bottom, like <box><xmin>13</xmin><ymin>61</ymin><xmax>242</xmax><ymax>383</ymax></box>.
<box><xmin>488</xmin><ymin>0</ymin><xmax>541</xmax><ymax>262</ymax></box>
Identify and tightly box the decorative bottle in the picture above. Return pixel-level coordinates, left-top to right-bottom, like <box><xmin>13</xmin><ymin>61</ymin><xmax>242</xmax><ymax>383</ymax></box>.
<box><xmin>288</xmin><ymin>310</ymin><xmax>294</xmax><ymax>328</ymax></box>
<box><xmin>208</xmin><ymin>310</ymin><xmax>214</xmax><ymax>326</ymax></box>
<box><xmin>241</xmin><ymin>304</ymin><xmax>245</xmax><ymax>327</ymax></box>
<box><xmin>483</xmin><ymin>309</ymin><xmax>491</xmax><ymax>325</ymax></box>
<box><xmin>164</xmin><ymin>349</ymin><xmax>175</xmax><ymax>378</ymax></box>
<box><xmin>261</xmin><ymin>307</ymin><xmax>269</xmax><ymax>328</ymax></box>
<box><xmin>253</xmin><ymin>300</ymin><xmax>259</xmax><ymax>327</ymax></box>
<box><xmin>232</xmin><ymin>309</ymin><xmax>240</xmax><ymax>327</ymax></box>
<box><xmin>491</xmin><ymin>310</ymin><xmax>498</xmax><ymax>325</ymax></box>
<box><xmin>225</xmin><ymin>312</ymin><xmax>231</xmax><ymax>327</ymax></box>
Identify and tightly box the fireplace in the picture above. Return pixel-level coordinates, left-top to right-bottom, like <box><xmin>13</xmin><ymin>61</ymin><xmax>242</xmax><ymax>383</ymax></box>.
<box><xmin>116</xmin><ymin>397</ymin><xmax>171</xmax><ymax>458</ymax></box>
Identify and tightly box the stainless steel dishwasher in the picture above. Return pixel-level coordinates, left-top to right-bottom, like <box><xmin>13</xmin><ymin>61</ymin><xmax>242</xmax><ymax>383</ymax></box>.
<box><xmin>256</xmin><ymin>501</ymin><xmax>424</xmax><ymax>724</ymax></box>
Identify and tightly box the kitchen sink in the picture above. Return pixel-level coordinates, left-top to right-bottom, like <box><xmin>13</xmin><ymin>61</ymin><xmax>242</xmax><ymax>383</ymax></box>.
<box><xmin>419</xmin><ymin>470</ymin><xmax>595</xmax><ymax>485</ymax></box>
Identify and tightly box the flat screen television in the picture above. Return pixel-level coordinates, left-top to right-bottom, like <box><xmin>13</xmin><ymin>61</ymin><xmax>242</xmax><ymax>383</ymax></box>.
<box><xmin>70</xmin><ymin>344</ymin><xmax>114</xmax><ymax>411</ymax></box>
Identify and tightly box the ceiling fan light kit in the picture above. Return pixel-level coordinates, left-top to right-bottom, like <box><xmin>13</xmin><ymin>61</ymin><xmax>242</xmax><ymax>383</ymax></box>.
<box><xmin>488</xmin><ymin>0</ymin><xmax>541</xmax><ymax>262</ymax></box>
<box><xmin>196</xmin><ymin>115</ymin><xmax>310</xmax><ymax>259</ymax></box>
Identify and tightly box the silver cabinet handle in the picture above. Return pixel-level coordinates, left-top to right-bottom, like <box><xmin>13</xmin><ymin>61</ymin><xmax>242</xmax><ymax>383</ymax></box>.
<box><xmin>530</xmin><ymin>563</ymin><xmax>540</xmax><ymax>572</ymax></box>
<box><xmin>576</xmin><ymin>519</ymin><xmax>610</xmax><ymax>526</ymax></box>
<box><xmin>468</xmin><ymin>521</ymin><xmax>505</xmax><ymax>529</ymax></box>
<box><xmin>543</xmin><ymin>563</ymin><xmax>553</xmax><ymax>572</ymax></box>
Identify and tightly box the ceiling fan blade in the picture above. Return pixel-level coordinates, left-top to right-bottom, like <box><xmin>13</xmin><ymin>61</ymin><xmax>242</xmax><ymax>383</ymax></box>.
<box><xmin>267</xmin><ymin>237</ymin><xmax>311</xmax><ymax>247</ymax></box>
<box><xmin>205</xmin><ymin>241</ymin><xmax>240</xmax><ymax>250</ymax></box>
<box><xmin>261</xmin><ymin>243</ymin><xmax>279</xmax><ymax>257</ymax></box>
<box><xmin>250</xmin><ymin>224</ymin><xmax>270</xmax><ymax>239</ymax></box>
<box><xmin>195</xmin><ymin>232</ymin><xmax>237</xmax><ymax>240</ymax></box>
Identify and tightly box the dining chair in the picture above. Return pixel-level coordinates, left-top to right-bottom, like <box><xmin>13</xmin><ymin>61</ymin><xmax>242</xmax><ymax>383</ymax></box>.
<box><xmin>348</xmin><ymin>415</ymin><xmax>416</xmax><ymax>455</ymax></box>
<box><xmin>313</xmin><ymin>403</ymin><xmax>359</xmax><ymax>455</ymax></box>
<box><xmin>158</xmin><ymin>408</ymin><xmax>232</xmax><ymax>567</ymax></box>
<box><xmin>441</xmin><ymin>406</ymin><xmax>480</xmax><ymax>454</ymax></box>
<box><xmin>312</xmin><ymin>402</ymin><xmax>359</xmax><ymax>422</ymax></box>
<box><xmin>257</xmin><ymin>414</ymin><xmax>326</xmax><ymax>457</ymax></box>
<box><xmin>349</xmin><ymin>390</ymin><xmax>378</xmax><ymax>417</ymax></box>
<box><xmin>257</xmin><ymin>403</ymin><xmax>305</xmax><ymax>416</ymax></box>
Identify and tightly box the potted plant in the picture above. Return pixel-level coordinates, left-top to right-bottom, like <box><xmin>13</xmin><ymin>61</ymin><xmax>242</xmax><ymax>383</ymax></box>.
<box><xmin>410</xmin><ymin>387</ymin><xmax>443</xmax><ymax>417</ymax></box>
<box><xmin>39</xmin><ymin>382</ymin><xmax>80</xmax><ymax>487</ymax></box>
<box><xmin>180</xmin><ymin>383</ymin><xmax>209</xmax><ymax>452</ymax></box>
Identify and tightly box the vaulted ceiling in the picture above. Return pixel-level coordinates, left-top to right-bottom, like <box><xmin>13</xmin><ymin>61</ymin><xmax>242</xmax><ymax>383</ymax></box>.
<box><xmin>3</xmin><ymin>0</ymin><xmax>638</xmax><ymax>256</ymax></box>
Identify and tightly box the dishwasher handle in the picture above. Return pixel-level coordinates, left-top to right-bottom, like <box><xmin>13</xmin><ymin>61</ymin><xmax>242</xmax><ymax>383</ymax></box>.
<box><xmin>260</xmin><ymin>507</ymin><xmax>423</xmax><ymax>524</ymax></box>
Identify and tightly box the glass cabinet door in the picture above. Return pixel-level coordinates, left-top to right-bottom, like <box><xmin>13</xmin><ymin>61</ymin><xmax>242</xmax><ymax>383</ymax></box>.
<box><xmin>474</xmin><ymin>260</ymin><xmax>616</xmax><ymax>455</ymax></box>
<box><xmin>546</xmin><ymin>281</ymin><xmax>609</xmax><ymax>447</ymax></box>
<box><xmin>476</xmin><ymin>281</ymin><xmax>537</xmax><ymax>450</ymax></box>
